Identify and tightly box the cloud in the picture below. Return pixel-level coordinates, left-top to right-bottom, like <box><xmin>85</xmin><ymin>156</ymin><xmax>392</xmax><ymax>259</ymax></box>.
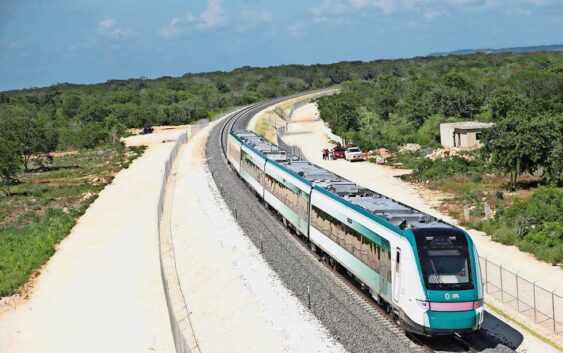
<box><xmin>311</xmin><ymin>0</ymin><xmax>348</xmax><ymax>20</ymax></box>
<box><xmin>288</xmin><ymin>23</ymin><xmax>303</xmax><ymax>37</ymax></box>
<box><xmin>7</xmin><ymin>41</ymin><xmax>23</xmax><ymax>49</ymax></box>
<box><xmin>97</xmin><ymin>19</ymin><xmax>130</xmax><ymax>40</ymax></box>
<box><xmin>310</xmin><ymin>0</ymin><xmax>397</xmax><ymax>20</ymax></box>
<box><xmin>423</xmin><ymin>8</ymin><xmax>444</xmax><ymax>19</ymax></box>
<box><xmin>309</xmin><ymin>0</ymin><xmax>543</xmax><ymax>21</ymax></box>
<box><xmin>351</xmin><ymin>0</ymin><xmax>370</xmax><ymax>8</ymax></box>
<box><xmin>161</xmin><ymin>0</ymin><xmax>228</xmax><ymax>37</ymax></box>
<box><xmin>160</xmin><ymin>12</ymin><xmax>196</xmax><ymax>38</ymax></box>
<box><xmin>237</xmin><ymin>10</ymin><xmax>273</xmax><ymax>31</ymax></box>
<box><xmin>198</xmin><ymin>0</ymin><xmax>228</xmax><ymax>29</ymax></box>
<box><xmin>516</xmin><ymin>0</ymin><xmax>551</xmax><ymax>4</ymax></box>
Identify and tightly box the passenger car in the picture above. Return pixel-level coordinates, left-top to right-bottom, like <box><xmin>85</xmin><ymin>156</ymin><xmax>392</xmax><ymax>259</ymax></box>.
<box><xmin>345</xmin><ymin>147</ymin><xmax>364</xmax><ymax>161</ymax></box>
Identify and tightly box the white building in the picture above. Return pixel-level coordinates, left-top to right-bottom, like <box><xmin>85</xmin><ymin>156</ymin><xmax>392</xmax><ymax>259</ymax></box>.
<box><xmin>440</xmin><ymin>121</ymin><xmax>494</xmax><ymax>149</ymax></box>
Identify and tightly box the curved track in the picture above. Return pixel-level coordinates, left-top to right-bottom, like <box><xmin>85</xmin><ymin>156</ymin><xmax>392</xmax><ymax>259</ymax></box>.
<box><xmin>206</xmin><ymin>92</ymin><xmax>515</xmax><ymax>353</ymax></box>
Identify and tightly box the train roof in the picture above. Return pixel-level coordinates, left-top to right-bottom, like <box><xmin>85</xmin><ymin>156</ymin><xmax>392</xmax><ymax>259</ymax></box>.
<box><xmin>232</xmin><ymin>130</ymin><xmax>450</xmax><ymax>231</ymax></box>
<box><xmin>235</xmin><ymin>130</ymin><xmax>289</xmax><ymax>162</ymax></box>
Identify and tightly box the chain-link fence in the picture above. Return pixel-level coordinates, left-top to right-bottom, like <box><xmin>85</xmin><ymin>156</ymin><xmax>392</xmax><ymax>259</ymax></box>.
<box><xmin>287</xmin><ymin>100</ymin><xmax>310</xmax><ymax>120</ymax></box>
<box><xmin>188</xmin><ymin>119</ymin><xmax>209</xmax><ymax>138</ymax></box>
<box><xmin>157</xmin><ymin>122</ymin><xmax>210</xmax><ymax>353</ymax></box>
<box><xmin>157</xmin><ymin>132</ymin><xmax>194</xmax><ymax>353</ymax></box>
<box><xmin>287</xmin><ymin>99</ymin><xmax>344</xmax><ymax>146</ymax></box>
<box><xmin>480</xmin><ymin>256</ymin><xmax>562</xmax><ymax>334</ymax></box>
<box><xmin>276</xmin><ymin>126</ymin><xmax>306</xmax><ymax>160</ymax></box>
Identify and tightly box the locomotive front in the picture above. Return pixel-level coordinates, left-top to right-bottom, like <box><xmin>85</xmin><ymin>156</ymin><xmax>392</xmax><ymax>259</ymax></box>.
<box><xmin>404</xmin><ymin>227</ymin><xmax>484</xmax><ymax>336</ymax></box>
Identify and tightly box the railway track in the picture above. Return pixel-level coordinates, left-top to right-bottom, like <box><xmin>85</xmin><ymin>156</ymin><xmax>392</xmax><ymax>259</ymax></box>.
<box><xmin>207</xmin><ymin>91</ymin><xmax>512</xmax><ymax>353</ymax></box>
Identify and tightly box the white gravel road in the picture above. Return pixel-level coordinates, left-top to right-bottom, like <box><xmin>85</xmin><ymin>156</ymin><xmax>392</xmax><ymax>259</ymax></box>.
<box><xmin>168</xmin><ymin>120</ymin><xmax>348</xmax><ymax>353</ymax></box>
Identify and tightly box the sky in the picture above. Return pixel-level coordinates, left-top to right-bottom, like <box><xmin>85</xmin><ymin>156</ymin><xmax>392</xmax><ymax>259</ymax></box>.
<box><xmin>0</xmin><ymin>0</ymin><xmax>561</xmax><ymax>91</ymax></box>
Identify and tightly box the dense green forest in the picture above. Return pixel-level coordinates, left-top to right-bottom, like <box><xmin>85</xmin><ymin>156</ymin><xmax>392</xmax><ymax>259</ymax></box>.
<box><xmin>315</xmin><ymin>51</ymin><xmax>562</xmax><ymax>187</ymax></box>
<box><xmin>314</xmin><ymin>51</ymin><xmax>562</xmax><ymax>264</ymax></box>
<box><xmin>1</xmin><ymin>51</ymin><xmax>561</xmax><ymax>160</ymax></box>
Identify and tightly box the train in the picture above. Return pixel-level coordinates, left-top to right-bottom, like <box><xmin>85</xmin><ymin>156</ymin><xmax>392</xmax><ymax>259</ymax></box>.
<box><xmin>227</xmin><ymin>130</ymin><xmax>484</xmax><ymax>336</ymax></box>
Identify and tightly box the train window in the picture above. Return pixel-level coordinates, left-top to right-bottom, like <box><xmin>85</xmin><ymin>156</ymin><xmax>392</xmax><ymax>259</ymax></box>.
<box><xmin>395</xmin><ymin>251</ymin><xmax>400</xmax><ymax>273</ymax></box>
<box><xmin>312</xmin><ymin>205</ymin><xmax>391</xmax><ymax>277</ymax></box>
<box><xmin>265</xmin><ymin>173</ymin><xmax>309</xmax><ymax>221</ymax></box>
<box><xmin>421</xmin><ymin>249</ymin><xmax>470</xmax><ymax>286</ymax></box>
<box><xmin>241</xmin><ymin>151</ymin><xmax>263</xmax><ymax>184</ymax></box>
<box><xmin>413</xmin><ymin>228</ymin><xmax>473</xmax><ymax>290</ymax></box>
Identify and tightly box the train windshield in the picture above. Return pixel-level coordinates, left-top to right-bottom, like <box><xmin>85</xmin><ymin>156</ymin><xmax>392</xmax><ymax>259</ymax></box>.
<box><xmin>414</xmin><ymin>230</ymin><xmax>474</xmax><ymax>290</ymax></box>
<box><xmin>421</xmin><ymin>248</ymin><xmax>470</xmax><ymax>287</ymax></box>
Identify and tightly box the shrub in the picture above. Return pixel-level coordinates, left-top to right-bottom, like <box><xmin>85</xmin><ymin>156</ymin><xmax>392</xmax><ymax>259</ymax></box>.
<box><xmin>412</xmin><ymin>155</ymin><xmax>486</xmax><ymax>180</ymax></box>
<box><xmin>480</xmin><ymin>187</ymin><xmax>563</xmax><ymax>265</ymax></box>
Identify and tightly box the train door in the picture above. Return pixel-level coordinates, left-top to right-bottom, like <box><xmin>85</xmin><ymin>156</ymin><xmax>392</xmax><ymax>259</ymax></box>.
<box><xmin>393</xmin><ymin>248</ymin><xmax>401</xmax><ymax>304</ymax></box>
<box><xmin>379</xmin><ymin>261</ymin><xmax>387</xmax><ymax>295</ymax></box>
<box><xmin>379</xmin><ymin>245</ymin><xmax>387</xmax><ymax>296</ymax></box>
<box><xmin>261</xmin><ymin>159</ymin><xmax>267</xmax><ymax>200</ymax></box>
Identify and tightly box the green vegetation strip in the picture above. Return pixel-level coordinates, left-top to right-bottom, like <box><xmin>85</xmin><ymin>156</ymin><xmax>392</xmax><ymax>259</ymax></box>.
<box><xmin>0</xmin><ymin>146</ymin><xmax>145</xmax><ymax>297</ymax></box>
<box><xmin>485</xmin><ymin>302</ymin><xmax>563</xmax><ymax>352</ymax></box>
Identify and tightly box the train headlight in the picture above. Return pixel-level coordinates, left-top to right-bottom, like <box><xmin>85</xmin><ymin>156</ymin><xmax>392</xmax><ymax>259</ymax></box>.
<box><xmin>416</xmin><ymin>300</ymin><xmax>430</xmax><ymax>312</ymax></box>
<box><xmin>473</xmin><ymin>300</ymin><xmax>483</xmax><ymax>309</ymax></box>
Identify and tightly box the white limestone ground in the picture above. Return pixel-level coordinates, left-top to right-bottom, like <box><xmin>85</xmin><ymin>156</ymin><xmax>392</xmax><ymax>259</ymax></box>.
<box><xmin>169</xmin><ymin>120</ymin><xmax>348</xmax><ymax>353</ymax></box>
<box><xmin>0</xmin><ymin>128</ymin><xmax>187</xmax><ymax>353</ymax></box>
<box><xmin>280</xmin><ymin>103</ymin><xmax>562</xmax><ymax>353</ymax></box>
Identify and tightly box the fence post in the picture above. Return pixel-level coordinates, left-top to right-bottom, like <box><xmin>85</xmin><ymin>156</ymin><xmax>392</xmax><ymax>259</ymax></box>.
<box><xmin>533</xmin><ymin>281</ymin><xmax>537</xmax><ymax>323</ymax></box>
<box><xmin>484</xmin><ymin>256</ymin><xmax>488</xmax><ymax>293</ymax></box>
<box><xmin>552</xmin><ymin>290</ymin><xmax>556</xmax><ymax>332</ymax></box>
<box><xmin>515</xmin><ymin>272</ymin><xmax>520</xmax><ymax>312</ymax></box>
<box><xmin>500</xmin><ymin>264</ymin><xmax>504</xmax><ymax>303</ymax></box>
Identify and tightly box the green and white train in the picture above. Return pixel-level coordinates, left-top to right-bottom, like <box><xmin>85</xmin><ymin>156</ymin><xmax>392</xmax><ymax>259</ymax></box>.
<box><xmin>227</xmin><ymin>130</ymin><xmax>484</xmax><ymax>336</ymax></box>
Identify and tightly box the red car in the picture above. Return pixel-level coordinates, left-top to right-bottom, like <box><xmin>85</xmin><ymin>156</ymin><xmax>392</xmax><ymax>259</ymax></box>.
<box><xmin>331</xmin><ymin>146</ymin><xmax>346</xmax><ymax>159</ymax></box>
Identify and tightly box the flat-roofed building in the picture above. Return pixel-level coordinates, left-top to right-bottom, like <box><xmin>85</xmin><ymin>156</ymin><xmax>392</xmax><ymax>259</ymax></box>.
<box><xmin>440</xmin><ymin>121</ymin><xmax>494</xmax><ymax>149</ymax></box>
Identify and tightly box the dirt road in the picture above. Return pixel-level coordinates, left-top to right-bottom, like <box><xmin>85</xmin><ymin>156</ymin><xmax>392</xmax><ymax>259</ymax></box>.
<box><xmin>0</xmin><ymin>130</ymin><xmax>183</xmax><ymax>353</ymax></box>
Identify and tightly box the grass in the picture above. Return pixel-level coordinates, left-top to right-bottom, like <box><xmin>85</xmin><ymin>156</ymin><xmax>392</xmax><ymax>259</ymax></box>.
<box><xmin>0</xmin><ymin>145</ymin><xmax>146</xmax><ymax>297</ymax></box>
<box><xmin>485</xmin><ymin>302</ymin><xmax>563</xmax><ymax>352</ymax></box>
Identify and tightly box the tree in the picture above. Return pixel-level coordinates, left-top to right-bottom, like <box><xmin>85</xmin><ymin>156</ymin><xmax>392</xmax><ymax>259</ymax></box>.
<box><xmin>78</xmin><ymin>122</ymin><xmax>109</xmax><ymax>149</ymax></box>
<box><xmin>0</xmin><ymin>137</ymin><xmax>21</xmax><ymax>196</ymax></box>
<box><xmin>431</xmin><ymin>72</ymin><xmax>482</xmax><ymax>118</ymax></box>
<box><xmin>537</xmin><ymin>113</ymin><xmax>563</xmax><ymax>185</ymax></box>
<box><xmin>61</xmin><ymin>94</ymin><xmax>81</xmax><ymax>119</ymax></box>
<box><xmin>332</xmin><ymin>102</ymin><xmax>361</xmax><ymax>133</ymax></box>
<box><xmin>103</xmin><ymin>114</ymin><xmax>127</xmax><ymax>148</ymax></box>
<box><xmin>0</xmin><ymin>116</ymin><xmax>59</xmax><ymax>171</ymax></box>
<box><xmin>373</xmin><ymin>75</ymin><xmax>401</xmax><ymax>120</ymax></box>
<box><xmin>482</xmin><ymin>112</ymin><xmax>555</xmax><ymax>190</ymax></box>
<box><xmin>487</xmin><ymin>87</ymin><xmax>524</xmax><ymax>120</ymax></box>
<box><xmin>400</xmin><ymin>79</ymin><xmax>435</xmax><ymax>125</ymax></box>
